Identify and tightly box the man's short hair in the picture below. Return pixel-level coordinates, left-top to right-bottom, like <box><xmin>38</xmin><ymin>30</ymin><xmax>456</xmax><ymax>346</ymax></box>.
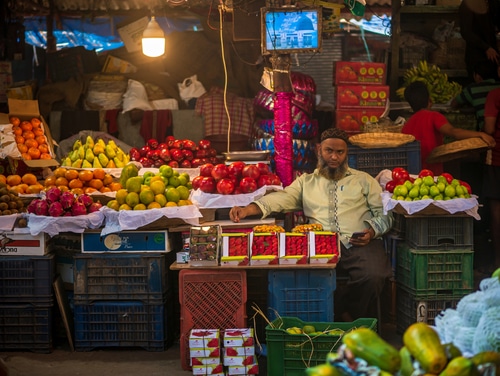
<box><xmin>404</xmin><ymin>81</ymin><xmax>429</xmax><ymax>112</ymax></box>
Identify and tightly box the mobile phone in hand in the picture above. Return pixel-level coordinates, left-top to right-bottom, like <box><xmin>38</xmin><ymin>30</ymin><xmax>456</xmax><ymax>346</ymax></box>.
<box><xmin>351</xmin><ymin>231</ymin><xmax>364</xmax><ymax>239</ymax></box>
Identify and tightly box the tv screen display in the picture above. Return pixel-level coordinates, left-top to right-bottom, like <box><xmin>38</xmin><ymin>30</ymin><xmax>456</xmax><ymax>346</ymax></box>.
<box><xmin>261</xmin><ymin>7</ymin><xmax>322</xmax><ymax>55</ymax></box>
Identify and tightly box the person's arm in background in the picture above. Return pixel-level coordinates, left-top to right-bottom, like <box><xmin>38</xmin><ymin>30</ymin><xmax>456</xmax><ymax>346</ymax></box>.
<box><xmin>484</xmin><ymin>89</ymin><xmax>500</xmax><ymax>135</ymax></box>
<box><xmin>439</xmin><ymin>122</ymin><xmax>496</xmax><ymax>147</ymax></box>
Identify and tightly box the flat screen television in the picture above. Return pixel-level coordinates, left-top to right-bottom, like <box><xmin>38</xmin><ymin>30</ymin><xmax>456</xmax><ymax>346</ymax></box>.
<box><xmin>261</xmin><ymin>7</ymin><xmax>322</xmax><ymax>55</ymax></box>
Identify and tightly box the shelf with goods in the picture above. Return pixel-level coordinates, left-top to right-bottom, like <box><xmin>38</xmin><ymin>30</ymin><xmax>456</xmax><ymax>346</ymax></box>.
<box><xmin>389</xmin><ymin>1</ymin><xmax>468</xmax><ymax>101</ymax></box>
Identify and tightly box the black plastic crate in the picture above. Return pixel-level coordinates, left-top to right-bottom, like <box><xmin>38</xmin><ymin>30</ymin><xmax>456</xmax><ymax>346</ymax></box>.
<box><xmin>73</xmin><ymin>299</ymin><xmax>171</xmax><ymax>352</ymax></box>
<box><xmin>73</xmin><ymin>253</ymin><xmax>168</xmax><ymax>302</ymax></box>
<box><xmin>0</xmin><ymin>302</ymin><xmax>53</xmax><ymax>353</ymax></box>
<box><xmin>404</xmin><ymin>214</ymin><xmax>474</xmax><ymax>250</ymax></box>
<box><xmin>0</xmin><ymin>254</ymin><xmax>55</xmax><ymax>303</ymax></box>
<box><xmin>347</xmin><ymin>140</ymin><xmax>421</xmax><ymax>176</ymax></box>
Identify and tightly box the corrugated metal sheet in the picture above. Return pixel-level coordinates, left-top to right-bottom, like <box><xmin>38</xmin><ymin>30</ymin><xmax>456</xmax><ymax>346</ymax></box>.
<box><xmin>292</xmin><ymin>36</ymin><xmax>343</xmax><ymax>104</ymax></box>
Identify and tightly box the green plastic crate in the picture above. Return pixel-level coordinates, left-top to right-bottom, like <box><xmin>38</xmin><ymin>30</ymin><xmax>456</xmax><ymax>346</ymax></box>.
<box><xmin>266</xmin><ymin>316</ymin><xmax>377</xmax><ymax>376</ymax></box>
<box><xmin>396</xmin><ymin>242</ymin><xmax>474</xmax><ymax>297</ymax></box>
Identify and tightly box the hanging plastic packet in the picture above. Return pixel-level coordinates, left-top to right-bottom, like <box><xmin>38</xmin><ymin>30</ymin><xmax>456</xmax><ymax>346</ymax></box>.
<box><xmin>344</xmin><ymin>0</ymin><xmax>366</xmax><ymax>17</ymax></box>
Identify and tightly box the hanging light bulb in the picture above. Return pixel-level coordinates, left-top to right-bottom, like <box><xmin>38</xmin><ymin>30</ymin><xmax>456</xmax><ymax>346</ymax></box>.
<box><xmin>142</xmin><ymin>16</ymin><xmax>165</xmax><ymax>57</ymax></box>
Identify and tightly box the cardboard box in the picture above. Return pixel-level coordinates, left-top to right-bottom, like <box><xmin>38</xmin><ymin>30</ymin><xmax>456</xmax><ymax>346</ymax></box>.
<box><xmin>189</xmin><ymin>347</ymin><xmax>220</xmax><ymax>358</ymax></box>
<box><xmin>0</xmin><ymin>228</ymin><xmax>49</xmax><ymax>256</ymax></box>
<box><xmin>335</xmin><ymin>109</ymin><xmax>385</xmax><ymax>135</ymax></box>
<box><xmin>220</xmin><ymin>233</ymin><xmax>250</xmax><ymax>266</ymax></box>
<box><xmin>81</xmin><ymin>230</ymin><xmax>170</xmax><ymax>253</ymax></box>
<box><xmin>191</xmin><ymin>357</ymin><xmax>221</xmax><ymax>366</ymax></box>
<box><xmin>224</xmin><ymin>346</ymin><xmax>255</xmax><ymax>357</ymax></box>
<box><xmin>278</xmin><ymin>232</ymin><xmax>308</xmax><ymax>265</ymax></box>
<box><xmin>308</xmin><ymin>231</ymin><xmax>341</xmax><ymax>264</ymax></box>
<box><xmin>223</xmin><ymin>355</ymin><xmax>256</xmax><ymax>367</ymax></box>
<box><xmin>249</xmin><ymin>232</ymin><xmax>279</xmax><ymax>265</ymax></box>
<box><xmin>189</xmin><ymin>329</ymin><xmax>220</xmax><ymax>348</ymax></box>
<box><xmin>223</xmin><ymin>328</ymin><xmax>254</xmax><ymax>347</ymax></box>
<box><xmin>102</xmin><ymin>55</ymin><xmax>138</xmax><ymax>74</ymax></box>
<box><xmin>189</xmin><ymin>225</ymin><xmax>220</xmax><ymax>266</ymax></box>
<box><xmin>335</xmin><ymin>85</ymin><xmax>389</xmax><ymax>109</ymax></box>
<box><xmin>333</xmin><ymin>61</ymin><xmax>387</xmax><ymax>85</ymax></box>
<box><xmin>4</xmin><ymin>98</ymin><xmax>59</xmax><ymax>170</ymax></box>
<box><xmin>6</xmin><ymin>81</ymin><xmax>36</xmax><ymax>100</ymax></box>
<box><xmin>192</xmin><ymin>363</ymin><xmax>224</xmax><ymax>375</ymax></box>
<box><xmin>226</xmin><ymin>364</ymin><xmax>259</xmax><ymax>375</ymax></box>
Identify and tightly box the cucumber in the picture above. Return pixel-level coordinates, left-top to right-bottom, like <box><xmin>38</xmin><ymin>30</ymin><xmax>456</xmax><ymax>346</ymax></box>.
<box><xmin>342</xmin><ymin>327</ymin><xmax>401</xmax><ymax>373</ymax></box>
<box><xmin>403</xmin><ymin>322</ymin><xmax>448</xmax><ymax>374</ymax></box>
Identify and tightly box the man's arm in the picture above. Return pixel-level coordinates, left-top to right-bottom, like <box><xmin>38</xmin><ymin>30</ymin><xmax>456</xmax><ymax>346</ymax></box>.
<box><xmin>439</xmin><ymin>123</ymin><xmax>496</xmax><ymax>147</ymax></box>
<box><xmin>229</xmin><ymin>203</ymin><xmax>263</xmax><ymax>223</ymax></box>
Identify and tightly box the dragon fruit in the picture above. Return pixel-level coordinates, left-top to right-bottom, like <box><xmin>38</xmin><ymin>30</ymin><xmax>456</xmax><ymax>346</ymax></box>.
<box><xmin>48</xmin><ymin>201</ymin><xmax>64</xmax><ymax>217</ymax></box>
<box><xmin>88</xmin><ymin>201</ymin><xmax>103</xmax><ymax>213</ymax></box>
<box><xmin>27</xmin><ymin>198</ymin><xmax>41</xmax><ymax>214</ymax></box>
<box><xmin>71</xmin><ymin>198</ymin><xmax>88</xmax><ymax>216</ymax></box>
<box><xmin>60</xmin><ymin>191</ymin><xmax>76</xmax><ymax>210</ymax></box>
<box><xmin>79</xmin><ymin>194</ymin><xmax>93</xmax><ymax>208</ymax></box>
<box><xmin>45</xmin><ymin>186</ymin><xmax>62</xmax><ymax>204</ymax></box>
<box><xmin>35</xmin><ymin>199</ymin><xmax>49</xmax><ymax>216</ymax></box>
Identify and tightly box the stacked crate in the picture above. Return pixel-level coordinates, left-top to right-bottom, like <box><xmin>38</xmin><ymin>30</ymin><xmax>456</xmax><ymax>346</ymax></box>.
<box><xmin>333</xmin><ymin>61</ymin><xmax>388</xmax><ymax>135</ymax></box>
<box><xmin>0</xmin><ymin>254</ymin><xmax>55</xmax><ymax>353</ymax></box>
<box><xmin>72</xmin><ymin>253</ymin><xmax>172</xmax><ymax>351</ymax></box>
<box><xmin>395</xmin><ymin>213</ymin><xmax>475</xmax><ymax>333</ymax></box>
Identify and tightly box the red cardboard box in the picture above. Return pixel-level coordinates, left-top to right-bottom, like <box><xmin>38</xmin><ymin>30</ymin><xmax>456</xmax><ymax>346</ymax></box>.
<box><xmin>335</xmin><ymin>85</ymin><xmax>389</xmax><ymax>109</ymax></box>
<box><xmin>335</xmin><ymin>109</ymin><xmax>385</xmax><ymax>135</ymax></box>
<box><xmin>278</xmin><ymin>232</ymin><xmax>308</xmax><ymax>265</ymax></box>
<box><xmin>333</xmin><ymin>61</ymin><xmax>387</xmax><ymax>85</ymax></box>
<box><xmin>308</xmin><ymin>231</ymin><xmax>341</xmax><ymax>264</ymax></box>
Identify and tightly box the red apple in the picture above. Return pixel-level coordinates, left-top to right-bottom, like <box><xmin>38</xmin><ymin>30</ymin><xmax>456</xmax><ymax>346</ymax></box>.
<box><xmin>170</xmin><ymin>149</ymin><xmax>184</xmax><ymax>162</ymax></box>
<box><xmin>268</xmin><ymin>173</ymin><xmax>281</xmax><ymax>185</ymax></box>
<box><xmin>139</xmin><ymin>157</ymin><xmax>152</xmax><ymax>167</ymax></box>
<box><xmin>165</xmin><ymin>135</ymin><xmax>175</xmax><ymax>148</ymax></box>
<box><xmin>182</xmin><ymin>149</ymin><xmax>194</xmax><ymax>161</ymax></box>
<box><xmin>192</xmin><ymin>176</ymin><xmax>204</xmax><ymax>190</ymax></box>
<box><xmin>157</xmin><ymin>143</ymin><xmax>168</xmax><ymax>150</ymax></box>
<box><xmin>172</xmin><ymin>139</ymin><xmax>183</xmax><ymax>149</ymax></box>
<box><xmin>418</xmin><ymin>169</ymin><xmax>434</xmax><ymax>178</ymax></box>
<box><xmin>440</xmin><ymin>172</ymin><xmax>454</xmax><ymax>184</ymax></box>
<box><xmin>159</xmin><ymin>147</ymin><xmax>171</xmax><ymax>162</ymax></box>
<box><xmin>228</xmin><ymin>161</ymin><xmax>245</xmax><ymax>179</ymax></box>
<box><xmin>199</xmin><ymin>176</ymin><xmax>216</xmax><ymax>193</ymax></box>
<box><xmin>129</xmin><ymin>147</ymin><xmax>141</xmax><ymax>161</ymax></box>
<box><xmin>385</xmin><ymin>180</ymin><xmax>397</xmax><ymax>193</ymax></box>
<box><xmin>195</xmin><ymin>149</ymin><xmax>209</xmax><ymax>158</ymax></box>
<box><xmin>168</xmin><ymin>160</ymin><xmax>179</xmax><ymax>168</ymax></box>
<box><xmin>182</xmin><ymin>139</ymin><xmax>197</xmax><ymax>151</ymax></box>
<box><xmin>191</xmin><ymin>158</ymin><xmax>203</xmax><ymax>167</ymax></box>
<box><xmin>139</xmin><ymin>145</ymin><xmax>150</xmax><ymax>157</ymax></box>
<box><xmin>211</xmin><ymin>163</ymin><xmax>229</xmax><ymax>181</ymax></box>
<box><xmin>198</xmin><ymin>139</ymin><xmax>211</xmax><ymax>150</ymax></box>
<box><xmin>216</xmin><ymin>178</ymin><xmax>235</xmax><ymax>195</ymax></box>
<box><xmin>242</xmin><ymin>165</ymin><xmax>260</xmax><ymax>180</ymax></box>
<box><xmin>153</xmin><ymin>158</ymin><xmax>164</xmax><ymax>167</ymax></box>
<box><xmin>239</xmin><ymin>177</ymin><xmax>257</xmax><ymax>193</ymax></box>
<box><xmin>257</xmin><ymin>174</ymin><xmax>274</xmax><ymax>188</ymax></box>
<box><xmin>199</xmin><ymin>163</ymin><xmax>214</xmax><ymax>177</ymax></box>
<box><xmin>255</xmin><ymin>162</ymin><xmax>270</xmax><ymax>176</ymax></box>
<box><xmin>147</xmin><ymin>138</ymin><xmax>159</xmax><ymax>150</ymax></box>
<box><xmin>180</xmin><ymin>159</ymin><xmax>192</xmax><ymax>168</ymax></box>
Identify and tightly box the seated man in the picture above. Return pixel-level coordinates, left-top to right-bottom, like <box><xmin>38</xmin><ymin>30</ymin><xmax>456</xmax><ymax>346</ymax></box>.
<box><xmin>229</xmin><ymin>128</ymin><xmax>393</xmax><ymax>320</ymax></box>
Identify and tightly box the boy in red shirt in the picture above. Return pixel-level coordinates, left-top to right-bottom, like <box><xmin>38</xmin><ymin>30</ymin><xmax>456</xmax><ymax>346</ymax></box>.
<box><xmin>402</xmin><ymin>81</ymin><xmax>495</xmax><ymax>175</ymax></box>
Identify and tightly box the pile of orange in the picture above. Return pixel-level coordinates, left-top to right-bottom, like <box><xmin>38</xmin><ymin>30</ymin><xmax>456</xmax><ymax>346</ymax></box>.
<box><xmin>0</xmin><ymin>173</ymin><xmax>45</xmax><ymax>194</ymax></box>
<box><xmin>10</xmin><ymin>116</ymin><xmax>52</xmax><ymax>160</ymax></box>
<box><xmin>43</xmin><ymin>168</ymin><xmax>122</xmax><ymax>195</ymax></box>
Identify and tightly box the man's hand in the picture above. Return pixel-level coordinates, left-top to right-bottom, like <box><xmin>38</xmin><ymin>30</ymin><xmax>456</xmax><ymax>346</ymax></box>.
<box><xmin>349</xmin><ymin>228</ymin><xmax>375</xmax><ymax>247</ymax></box>
<box><xmin>229</xmin><ymin>203</ymin><xmax>262</xmax><ymax>223</ymax></box>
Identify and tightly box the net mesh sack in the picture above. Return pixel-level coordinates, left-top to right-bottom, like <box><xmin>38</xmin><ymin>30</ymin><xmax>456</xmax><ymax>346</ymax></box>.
<box><xmin>479</xmin><ymin>277</ymin><xmax>500</xmax><ymax>292</ymax></box>
<box><xmin>434</xmin><ymin>308</ymin><xmax>462</xmax><ymax>344</ymax></box>
<box><xmin>472</xmin><ymin>307</ymin><xmax>500</xmax><ymax>353</ymax></box>
<box><xmin>456</xmin><ymin>291</ymin><xmax>488</xmax><ymax>327</ymax></box>
<box><xmin>479</xmin><ymin>277</ymin><xmax>500</xmax><ymax>307</ymax></box>
<box><xmin>452</xmin><ymin>326</ymin><xmax>476</xmax><ymax>355</ymax></box>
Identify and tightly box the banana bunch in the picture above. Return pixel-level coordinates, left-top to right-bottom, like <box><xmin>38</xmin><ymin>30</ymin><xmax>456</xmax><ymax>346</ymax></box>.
<box><xmin>61</xmin><ymin>136</ymin><xmax>130</xmax><ymax>169</ymax></box>
<box><xmin>397</xmin><ymin>60</ymin><xmax>462</xmax><ymax>104</ymax></box>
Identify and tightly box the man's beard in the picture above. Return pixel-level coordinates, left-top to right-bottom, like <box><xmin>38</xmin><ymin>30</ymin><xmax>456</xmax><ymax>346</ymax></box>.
<box><xmin>317</xmin><ymin>154</ymin><xmax>348</xmax><ymax>180</ymax></box>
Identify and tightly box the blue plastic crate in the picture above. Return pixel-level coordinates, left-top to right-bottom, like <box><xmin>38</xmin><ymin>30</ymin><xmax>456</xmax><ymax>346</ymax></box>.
<box><xmin>74</xmin><ymin>300</ymin><xmax>171</xmax><ymax>351</ymax></box>
<box><xmin>268</xmin><ymin>269</ymin><xmax>336</xmax><ymax>322</ymax></box>
<box><xmin>348</xmin><ymin>140</ymin><xmax>421</xmax><ymax>176</ymax></box>
<box><xmin>0</xmin><ymin>254</ymin><xmax>55</xmax><ymax>303</ymax></box>
<box><xmin>0</xmin><ymin>302</ymin><xmax>53</xmax><ymax>353</ymax></box>
<box><xmin>73</xmin><ymin>253</ymin><xmax>168</xmax><ymax>302</ymax></box>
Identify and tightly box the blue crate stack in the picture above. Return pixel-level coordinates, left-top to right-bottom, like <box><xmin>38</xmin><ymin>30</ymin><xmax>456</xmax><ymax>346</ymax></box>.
<box><xmin>0</xmin><ymin>254</ymin><xmax>55</xmax><ymax>353</ymax></box>
<box><xmin>72</xmin><ymin>253</ymin><xmax>172</xmax><ymax>351</ymax></box>
<box><xmin>395</xmin><ymin>214</ymin><xmax>475</xmax><ymax>333</ymax></box>
<box><xmin>267</xmin><ymin>269</ymin><xmax>336</xmax><ymax>322</ymax></box>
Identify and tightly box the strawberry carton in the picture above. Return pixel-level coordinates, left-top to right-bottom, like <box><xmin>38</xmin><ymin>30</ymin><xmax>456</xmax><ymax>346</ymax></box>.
<box><xmin>250</xmin><ymin>232</ymin><xmax>279</xmax><ymax>265</ymax></box>
<box><xmin>224</xmin><ymin>346</ymin><xmax>256</xmax><ymax>357</ymax></box>
<box><xmin>223</xmin><ymin>328</ymin><xmax>254</xmax><ymax>347</ymax></box>
<box><xmin>192</xmin><ymin>363</ymin><xmax>224</xmax><ymax>375</ymax></box>
<box><xmin>189</xmin><ymin>329</ymin><xmax>220</xmax><ymax>348</ymax></box>
<box><xmin>223</xmin><ymin>355</ymin><xmax>256</xmax><ymax>367</ymax></box>
<box><xmin>191</xmin><ymin>357</ymin><xmax>221</xmax><ymax>366</ymax></box>
<box><xmin>227</xmin><ymin>364</ymin><xmax>259</xmax><ymax>375</ymax></box>
<box><xmin>335</xmin><ymin>85</ymin><xmax>389</xmax><ymax>109</ymax></box>
<box><xmin>190</xmin><ymin>347</ymin><xmax>221</xmax><ymax>358</ymax></box>
<box><xmin>333</xmin><ymin>61</ymin><xmax>387</xmax><ymax>85</ymax></box>
<box><xmin>335</xmin><ymin>109</ymin><xmax>385</xmax><ymax>135</ymax></box>
<box><xmin>309</xmin><ymin>231</ymin><xmax>341</xmax><ymax>264</ymax></box>
<box><xmin>278</xmin><ymin>232</ymin><xmax>308</xmax><ymax>265</ymax></box>
<box><xmin>220</xmin><ymin>233</ymin><xmax>250</xmax><ymax>266</ymax></box>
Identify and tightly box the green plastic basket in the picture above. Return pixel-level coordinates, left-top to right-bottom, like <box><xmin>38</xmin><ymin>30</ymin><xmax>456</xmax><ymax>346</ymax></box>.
<box><xmin>266</xmin><ymin>316</ymin><xmax>377</xmax><ymax>376</ymax></box>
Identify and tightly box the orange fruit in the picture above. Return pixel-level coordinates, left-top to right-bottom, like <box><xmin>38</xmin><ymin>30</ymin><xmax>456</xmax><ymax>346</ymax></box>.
<box><xmin>65</xmin><ymin>169</ymin><xmax>79</xmax><ymax>181</ymax></box>
<box><xmin>100</xmin><ymin>186</ymin><xmax>111</xmax><ymax>193</ymax></box>
<box><xmin>79</xmin><ymin>170</ymin><xmax>93</xmax><ymax>182</ymax></box>
<box><xmin>31</xmin><ymin>118</ymin><xmax>41</xmax><ymax>128</ymax></box>
<box><xmin>17</xmin><ymin>143</ymin><xmax>28</xmax><ymax>153</ymax></box>
<box><xmin>16</xmin><ymin>183</ymin><xmax>29</xmax><ymax>193</ymax></box>
<box><xmin>44</xmin><ymin>175</ymin><xmax>57</xmax><ymax>187</ymax></box>
<box><xmin>20</xmin><ymin>121</ymin><xmax>33</xmax><ymax>131</ymax></box>
<box><xmin>25</xmin><ymin>139</ymin><xmax>38</xmax><ymax>149</ymax></box>
<box><xmin>102</xmin><ymin>174</ymin><xmax>113</xmax><ymax>186</ymax></box>
<box><xmin>58</xmin><ymin>185</ymin><xmax>69</xmax><ymax>193</ymax></box>
<box><xmin>21</xmin><ymin>173</ymin><xmax>38</xmax><ymax>185</ymax></box>
<box><xmin>40</xmin><ymin>153</ymin><xmax>52</xmax><ymax>160</ymax></box>
<box><xmin>22</xmin><ymin>130</ymin><xmax>35</xmax><ymax>140</ymax></box>
<box><xmin>53</xmin><ymin>167</ymin><xmax>67</xmax><ymax>178</ymax></box>
<box><xmin>108</xmin><ymin>182</ymin><xmax>122</xmax><ymax>192</ymax></box>
<box><xmin>92</xmin><ymin>169</ymin><xmax>106</xmax><ymax>180</ymax></box>
<box><xmin>15</xmin><ymin>135</ymin><xmax>25</xmax><ymax>144</ymax></box>
<box><xmin>0</xmin><ymin>175</ymin><xmax>6</xmax><ymax>184</ymax></box>
<box><xmin>9</xmin><ymin>186</ymin><xmax>24</xmax><ymax>194</ymax></box>
<box><xmin>84</xmin><ymin>187</ymin><xmax>97</xmax><ymax>195</ymax></box>
<box><xmin>38</xmin><ymin>143</ymin><xmax>49</xmax><ymax>154</ymax></box>
<box><xmin>6</xmin><ymin>175</ymin><xmax>22</xmax><ymax>186</ymax></box>
<box><xmin>35</xmin><ymin>135</ymin><xmax>47</xmax><ymax>145</ymax></box>
<box><xmin>88</xmin><ymin>179</ymin><xmax>103</xmax><ymax>190</ymax></box>
<box><xmin>70</xmin><ymin>188</ymin><xmax>84</xmax><ymax>195</ymax></box>
<box><xmin>26</xmin><ymin>184</ymin><xmax>44</xmax><ymax>194</ymax></box>
<box><xmin>68</xmin><ymin>179</ymin><xmax>83</xmax><ymax>189</ymax></box>
<box><xmin>21</xmin><ymin>153</ymin><xmax>32</xmax><ymax>160</ymax></box>
<box><xmin>55</xmin><ymin>177</ymin><xmax>69</xmax><ymax>187</ymax></box>
<box><xmin>28</xmin><ymin>147</ymin><xmax>41</xmax><ymax>159</ymax></box>
<box><xmin>33</xmin><ymin>128</ymin><xmax>44</xmax><ymax>137</ymax></box>
<box><xmin>13</xmin><ymin>126</ymin><xmax>22</xmax><ymax>136</ymax></box>
<box><xmin>9</xmin><ymin>116</ymin><xmax>20</xmax><ymax>127</ymax></box>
